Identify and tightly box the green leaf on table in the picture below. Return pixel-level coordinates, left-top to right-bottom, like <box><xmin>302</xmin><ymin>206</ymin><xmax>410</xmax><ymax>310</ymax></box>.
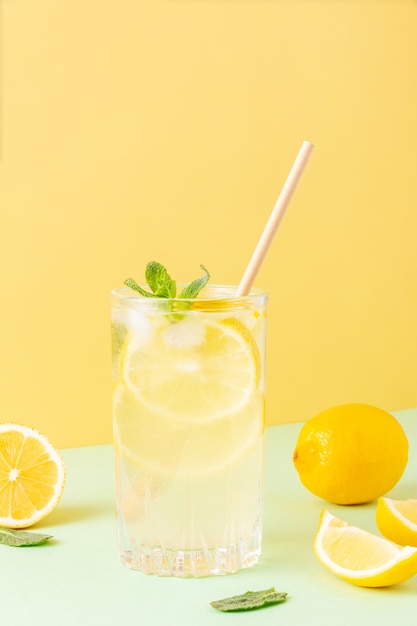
<box><xmin>0</xmin><ymin>526</ymin><xmax>53</xmax><ymax>547</ymax></box>
<box><xmin>210</xmin><ymin>587</ymin><xmax>288</xmax><ymax>612</ymax></box>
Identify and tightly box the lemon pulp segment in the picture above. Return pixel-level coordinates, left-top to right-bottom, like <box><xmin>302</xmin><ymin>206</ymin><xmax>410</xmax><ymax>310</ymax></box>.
<box><xmin>0</xmin><ymin>424</ymin><xmax>65</xmax><ymax>528</ymax></box>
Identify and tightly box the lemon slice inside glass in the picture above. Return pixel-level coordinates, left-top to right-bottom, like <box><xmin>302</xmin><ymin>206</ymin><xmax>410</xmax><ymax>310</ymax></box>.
<box><xmin>121</xmin><ymin>315</ymin><xmax>261</xmax><ymax>423</ymax></box>
<box><xmin>113</xmin><ymin>382</ymin><xmax>264</xmax><ymax>477</ymax></box>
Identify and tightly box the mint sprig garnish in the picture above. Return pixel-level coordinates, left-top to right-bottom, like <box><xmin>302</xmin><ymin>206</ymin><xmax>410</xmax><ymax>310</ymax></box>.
<box><xmin>210</xmin><ymin>587</ymin><xmax>288</xmax><ymax>612</ymax></box>
<box><xmin>145</xmin><ymin>261</ymin><xmax>177</xmax><ymax>298</ymax></box>
<box><xmin>0</xmin><ymin>526</ymin><xmax>53</xmax><ymax>547</ymax></box>
<box><xmin>178</xmin><ymin>267</ymin><xmax>210</xmax><ymax>299</ymax></box>
<box><xmin>124</xmin><ymin>262</ymin><xmax>210</xmax><ymax>300</ymax></box>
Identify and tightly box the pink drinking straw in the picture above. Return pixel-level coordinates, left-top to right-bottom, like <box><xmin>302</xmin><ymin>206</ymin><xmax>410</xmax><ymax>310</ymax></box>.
<box><xmin>236</xmin><ymin>140</ymin><xmax>315</xmax><ymax>297</ymax></box>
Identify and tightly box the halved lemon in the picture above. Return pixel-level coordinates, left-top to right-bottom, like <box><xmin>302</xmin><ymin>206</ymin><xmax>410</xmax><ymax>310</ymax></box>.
<box><xmin>314</xmin><ymin>509</ymin><xmax>417</xmax><ymax>587</ymax></box>
<box><xmin>0</xmin><ymin>424</ymin><xmax>66</xmax><ymax>528</ymax></box>
<box><xmin>121</xmin><ymin>315</ymin><xmax>261</xmax><ymax>423</ymax></box>
<box><xmin>376</xmin><ymin>497</ymin><xmax>417</xmax><ymax>547</ymax></box>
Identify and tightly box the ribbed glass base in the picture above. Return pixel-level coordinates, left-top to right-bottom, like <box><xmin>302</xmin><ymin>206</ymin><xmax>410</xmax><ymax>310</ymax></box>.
<box><xmin>121</xmin><ymin>538</ymin><xmax>261</xmax><ymax>577</ymax></box>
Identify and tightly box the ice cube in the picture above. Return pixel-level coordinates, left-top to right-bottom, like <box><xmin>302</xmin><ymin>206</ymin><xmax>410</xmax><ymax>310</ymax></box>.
<box><xmin>111</xmin><ymin>307</ymin><xmax>153</xmax><ymax>345</ymax></box>
<box><xmin>162</xmin><ymin>317</ymin><xmax>206</xmax><ymax>349</ymax></box>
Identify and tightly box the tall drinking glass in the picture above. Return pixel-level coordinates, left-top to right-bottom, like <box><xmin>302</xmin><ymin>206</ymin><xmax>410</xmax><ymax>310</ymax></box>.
<box><xmin>110</xmin><ymin>285</ymin><xmax>267</xmax><ymax>577</ymax></box>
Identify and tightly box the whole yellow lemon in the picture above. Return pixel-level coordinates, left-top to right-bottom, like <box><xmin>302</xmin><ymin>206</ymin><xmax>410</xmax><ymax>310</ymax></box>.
<box><xmin>292</xmin><ymin>404</ymin><xmax>408</xmax><ymax>505</ymax></box>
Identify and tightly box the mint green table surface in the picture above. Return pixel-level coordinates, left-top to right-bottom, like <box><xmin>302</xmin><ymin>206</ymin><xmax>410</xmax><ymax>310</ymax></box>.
<box><xmin>3</xmin><ymin>409</ymin><xmax>417</xmax><ymax>625</ymax></box>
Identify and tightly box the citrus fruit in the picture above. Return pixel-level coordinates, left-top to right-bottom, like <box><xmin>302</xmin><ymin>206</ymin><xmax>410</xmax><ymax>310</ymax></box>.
<box><xmin>376</xmin><ymin>497</ymin><xmax>417</xmax><ymax>547</ymax></box>
<box><xmin>314</xmin><ymin>509</ymin><xmax>417</xmax><ymax>587</ymax></box>
<box><xmin>292</xmin><ymin>403</ymin><xmax>408</xmax><ymax>504</ymax></box>
<box><xmin>121</xmin><ymin>315</ymin><xmax>261</xmax><ymax>423</ymax></box>
<box><xmin>0</xmin><ymin>423</ymin><xmax>66</xmax><ymax>528</ymax></box>
<box><xmin>113</xmin><ymin>382</ymin><xmax>264</xmax><ymax>477</ymax></box>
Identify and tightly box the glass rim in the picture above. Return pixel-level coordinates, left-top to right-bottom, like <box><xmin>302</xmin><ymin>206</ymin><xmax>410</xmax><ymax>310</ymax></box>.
<box><xmin>110</xmin><ymin>284</ymin><xmax>268</xmax><ymax>304</ymax></box>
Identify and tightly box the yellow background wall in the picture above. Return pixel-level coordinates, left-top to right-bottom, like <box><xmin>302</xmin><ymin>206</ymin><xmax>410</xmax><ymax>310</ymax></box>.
<box><xmin>1</xmin><ymin>1</ymin><xmax>416</xmax><ymax>448</ymax></box>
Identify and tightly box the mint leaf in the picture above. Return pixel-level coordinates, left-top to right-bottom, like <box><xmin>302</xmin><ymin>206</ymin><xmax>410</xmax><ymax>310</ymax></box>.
<box><xmin>145</xmin><ymin>261</ymin><xmax>177</xmax><ymax>298</ymax></box>
<box><xmin>210</xmin><ymin>587</ymin><xmax>287</xmax><ymax>612</ymax></box>
<box><xmin>178</xmin><ymin>265</ymin><xmax>210</xmax><ymax>299</ymax></box>
<box><xmin>124</xmin><ymin>277</ymin><xmax>155</xmax><ymax>297</ymax></box>
<box><xmin>0</xmin><ymin>526</ymin><xmax>53</xmax><ymax>547</ymax></box>
<box><xmin>124</xmin><ymin>262</ymin><xmax>210</xmax><ymax>302</ymax></box>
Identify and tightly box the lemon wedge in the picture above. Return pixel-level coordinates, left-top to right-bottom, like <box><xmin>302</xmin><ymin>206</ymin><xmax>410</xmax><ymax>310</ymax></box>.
<box><xmin>376</xmin><ymin>497</ymin><xmax>417</xmax><ymax>547</ymax></box>
<box><xmin>314</xmin><ymin>509</ymin><xmax>417</xmax><ymax>587</ymax></box>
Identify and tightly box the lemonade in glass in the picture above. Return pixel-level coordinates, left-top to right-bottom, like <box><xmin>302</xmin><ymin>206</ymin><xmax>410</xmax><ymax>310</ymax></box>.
<box><xmin>111</xmin><ymin>277</ymin><xmax>267</xmax><ymax>577</ymax></box>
